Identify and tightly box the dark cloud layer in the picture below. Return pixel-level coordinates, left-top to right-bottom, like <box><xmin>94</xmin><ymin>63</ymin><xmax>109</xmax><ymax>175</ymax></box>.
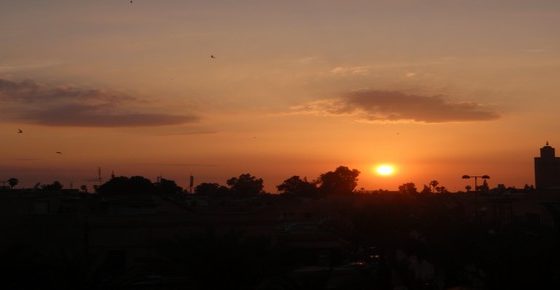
<box><xmin>299</xmin><ymin>90</ymin><xmax>500</xmax><ymax>123</ymax></box>
<box><xmin>0</xmin><ymin>78</ymin><xmax>197</xmax><ymax>127</ymax></box>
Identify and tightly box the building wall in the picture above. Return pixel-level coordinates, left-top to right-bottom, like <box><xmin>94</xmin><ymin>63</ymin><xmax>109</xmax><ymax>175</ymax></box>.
<box><xmin>534</xmin><ymin>144</ymin><xmax>560</xmax><ymax>190</ymax></box>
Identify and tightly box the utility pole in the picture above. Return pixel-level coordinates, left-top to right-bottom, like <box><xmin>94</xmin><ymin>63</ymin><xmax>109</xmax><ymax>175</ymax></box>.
<box><xmin>189</xmin><ymin>174</ymin><xmax>194</xmax><ymax>194</ymax></box>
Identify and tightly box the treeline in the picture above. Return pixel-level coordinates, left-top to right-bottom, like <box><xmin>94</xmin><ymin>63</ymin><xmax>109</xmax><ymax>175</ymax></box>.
<box><xmin>92</xmin><ymin>165</ymin><xmax>360</xmax><ymax>197</ymax></box>
<box><xmin>4</xmin><ymin>165</ymin><xmax>534</xmax><ymax>195</ymax></box>
<box><xmin>2</xmin><ymin>166</ymin><xmax>361</xmax><ymax>196</ymax></box>
<box><xmin>195</xmin><ymin>166</ymin><xmax>360</xmax><ymax>197</ymax></box>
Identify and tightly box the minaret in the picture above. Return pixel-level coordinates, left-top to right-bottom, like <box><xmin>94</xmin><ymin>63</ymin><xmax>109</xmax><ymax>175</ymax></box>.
<box><xmin>540</xmin><ymin>141</ymin><xmax>555</xmax><ymax>159</ymax></box>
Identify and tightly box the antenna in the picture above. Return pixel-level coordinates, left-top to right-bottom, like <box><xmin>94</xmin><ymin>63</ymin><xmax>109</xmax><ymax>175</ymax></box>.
<box><xmin>189</xmin><ymin>174</ymin><xmax>194</xmax><ymax>194</ymax></box>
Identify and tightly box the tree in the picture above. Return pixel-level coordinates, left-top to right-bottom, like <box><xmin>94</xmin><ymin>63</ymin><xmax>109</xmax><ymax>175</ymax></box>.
<box><xmin>478</xmin><ymin>179</ymin><xmax>489</xmax><ymax>193</ymax></box>
<box><xmin>420</xmin><ymin>185</ymin><xmax>431</xmax><ymax>195</ymax></box>
<box><xmin>398</xmin><ymin>182</ymin><xmax>418</xmax><ymax>194</ymax></box>
<box><xmin>226</xmin><ymin>173</ymin><xmax>264</xmax><ymax>195</ymax></box>
<box><xmin>7</xmin><ymin>178</ymin><xmax>18</xmax><ymax>189</ymax></box>
<box><xmin>494</xmin><ymin>184</ymin><xmax>507</xmax><ymax>194</ymax></box>
<box><xmin>435</xmin><ymin>186</ymin><xmax>448</xmax><ymax>194</ymax></box>
<box><xmin>41</xmin><ymin>181</ymin><xmax>63</xmax><ymax>191</ymax></box>
<box><xmin>318</xmin><ymin>166</ymin><xmax>360</xmax><ymax>195</ymax></box>
<box><xmin>97</xmin><ymin>176</ymin><xmax>155</xmax><ymax>195</ymax></box>
<box><xmin>80</xmin><ymin>185</ymin><xmax>88</xmax><ymax>193</ymax></box>
<box><xmin>465</xmin><ymin>185</ymin><xmax>472</xmax><ymax>192</ymax></box>
<box><xmin>429</xmin><ymin>180</ymin><xmax>439</xmax><ymax>193</ymax></box>
<box><xmin>155</xmin><ymin>178</ymin><xmax>183</xmax><ymax>195</ymax></box>
<box><xmin>277</xmin><ymin>176</ymin><xmax>318</xmax><ymax>196</ymax></box>
<box><xmin>194</xmin><ymin>183</ymin><xmax>229</xmax><ymax>196</ymax></box>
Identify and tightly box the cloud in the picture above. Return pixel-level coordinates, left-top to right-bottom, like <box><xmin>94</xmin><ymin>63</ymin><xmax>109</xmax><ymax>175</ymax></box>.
<box><xmin>523</xmin><ymin>48</ymin><xmax>546</xmax><ymax>54</ymax></box>
<box><xmin>135</xmin><ymin>162</ymin><xmax>218</xmax><ymax>167</ymax></box>
<box><xmin>0</xmin><ymin>78</ymin><xmax>198</xmax><ymax>127</ymax></box>
<box><xmin>329</xmin><ymin>66</ymin><xmax>370</xmax><ymax>76</ymax></box>
<box><xmin>296</xmin><ymin>56</ymin><xmax>320</xmax><ymax>64</ymax></box>
<box><xmin>294</xmin><ymin>90</ymin><xmax>500</xmax><ymax>123</ymax></box>
<box><xmin>0</xmin><ymin>61</ymin><xmax>61</xmax><ymax>73</ymax></box>
<box><xmin>124</xmin><ymin>126</ymin><xmax>219</xmax><ymax>136</ymax></box>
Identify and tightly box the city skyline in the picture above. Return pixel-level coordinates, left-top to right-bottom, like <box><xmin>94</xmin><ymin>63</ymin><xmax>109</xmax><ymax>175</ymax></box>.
<box><xmin>2</xmin><ymin>0</ymin><xmax>560</xmax><ymax>191</ymax></box>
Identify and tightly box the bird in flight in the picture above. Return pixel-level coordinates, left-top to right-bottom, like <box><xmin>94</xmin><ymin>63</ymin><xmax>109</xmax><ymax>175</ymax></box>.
<box><xmin>210</xmin><ymin>55</ymin><xmax>216</xmax><ymax>59</ymax></box>
<box><xmin>56</xmin><ymin>151</ymin><xmax>62</xmax><ymax>154</ymax></box>
<box><xmin>130</xmin><ymin>0</ymin><xmax>133</xmax><ymax>4</ymax></box>
<box><xmin>17</xmin><ymin>129</ymin><xmax>23</xmax><ymax>134</ymax></box>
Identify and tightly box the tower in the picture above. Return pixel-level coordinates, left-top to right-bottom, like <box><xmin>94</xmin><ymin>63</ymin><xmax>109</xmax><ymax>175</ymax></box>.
<box><xmin>534</xmin><ymin>142</ymin><xmax>560</xmax><ymax>190</ymax></box>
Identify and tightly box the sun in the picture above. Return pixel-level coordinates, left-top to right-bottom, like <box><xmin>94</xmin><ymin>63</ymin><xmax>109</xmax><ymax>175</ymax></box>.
<box><xmin>374</xmin><ymin>164</ymin><xmax>396</xmax><ymax>176</ymax></box>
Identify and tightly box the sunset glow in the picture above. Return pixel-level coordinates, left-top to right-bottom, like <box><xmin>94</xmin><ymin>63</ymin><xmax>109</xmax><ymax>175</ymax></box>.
<box><xmin>375</xmin><ymin>165</ymin><xmax>396</xmax><ymax>177</ymax></box>
<box><xmin>1</xmin><ymin>1</ymin><xmax>559</xmax><ymax>192</ymax></box>
<box><xmin>2</xmin><ymin>2</ymin><xmax>558</xmax><ymax>287</ymax></box>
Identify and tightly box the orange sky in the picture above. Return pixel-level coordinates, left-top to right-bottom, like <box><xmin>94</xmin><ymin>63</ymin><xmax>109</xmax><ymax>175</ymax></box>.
<box><xmin>1</xmin><ymin>1</ymin><xmax>559</xmax><ymax>191</ymax></box>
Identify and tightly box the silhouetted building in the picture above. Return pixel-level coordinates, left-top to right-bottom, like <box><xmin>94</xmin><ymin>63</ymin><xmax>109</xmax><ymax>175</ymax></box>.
<box><xmin>534</xmin><ymin>142</ymin><xmax>560</xmax><ymax>190</ymax></box>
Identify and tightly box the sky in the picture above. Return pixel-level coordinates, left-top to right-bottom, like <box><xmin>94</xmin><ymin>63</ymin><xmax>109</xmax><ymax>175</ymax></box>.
<box><xmin>1</xmin><ymin>0</ymin><xmax>560</xmax><ymax>192</ymax></box>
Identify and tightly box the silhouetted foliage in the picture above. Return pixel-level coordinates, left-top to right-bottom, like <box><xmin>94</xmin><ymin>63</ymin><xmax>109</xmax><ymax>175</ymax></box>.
<box><xmin>194</xmin><ymin>182</ymin><xmax>229</xmax><ymax>195</ymax></box>
<box><xmin>477</xmin><ymin>179</ymin><xmax>490</xmax><ymax>193</ymax></box>
<box><xmin>7</xmin><ymin>177</ymin><xmax>18</xmax><ymax>189</ymax></box>
<box><xmin>80</xmin><ymin>185</ymin><xmax>88</xmax><ymax>193</ymax></box>
<box><xmin>155</xmin><ymin>178</ymin><xmax>183</xmax><ymax>195</ymax></box>
<box><xmin>41</xmin><ymin>181</ymin><xmax>63</xmax><ymax>191</ymax></box>
<box><xmin>398</xmin><ymin>182</ymin><xmax>418</xmax><ymax>194</ymax></box>
<box><xmin>492</xmin><ymin>183</ymin><xmax>507</xmax><ymax>194</ymax></box>
<box><xmin>318</xmin><ymin>166</ymin><xmax>360</xmax><ymax>194</ymax></box>
<box><xmin>420</xmin><ymin>185</ymin><xmax>431</xmax><ymax>195</ymax></box>
<box><xmin>429</xmin><ymin>180</ymin><xmax>439</xmax><ymax>193</ymax></box>
<box><xmin>277</xmin><ymin>176</ymin><xmax>318</xmax><ymax>196</ymax></box>
<box><xmin>97</xmin><ymin>176</ymin><xmax>154</xmax><ymax>195</ymax></box>
<box><xmin>227</xmin><ymin>173</ymin><xmax>264</xmax><ymax>195</ymax></box>
<box><xmin>435</xmin><ymin>185</ymin><xmax>448</xmax><ymax>194</ymax></box>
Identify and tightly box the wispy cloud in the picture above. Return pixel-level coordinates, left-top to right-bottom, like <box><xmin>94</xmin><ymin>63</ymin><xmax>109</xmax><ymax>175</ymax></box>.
<box><xmin>293</xmin><ymin>90</ymin><xmax>500</xmax><ymax>123</ymax></box>
<box><xmin>124</xmin><ymin>126</ymin><xmax>219</xmax><ymax>136</ymax></box>
<box><xmin>0</xmin><ymin>61</ymin><xmax>62</xmax><ymax>73</ymax></box>
<box><xmin>0</xmin><ymin>78</ymin><xmax>198</xmax><ymax>127</ymax></box>
<box><xmin>134</xmin><ymin>162</ymin><xmax>218</xmax><ymax>168</ymax></box>
<box><xmin>329</xmin><ymin>66</ymin><xmax>370</xmax><ymax>76</ymax></box>
<box><xmin>523</xmin><ymin>48</ymin><xmax>547</xmax><ymax>54</ymax></box>
<box><xmin>296</xmin><ymin>56</ymin><xmax>321</xmax><ymax>64</ymax></box>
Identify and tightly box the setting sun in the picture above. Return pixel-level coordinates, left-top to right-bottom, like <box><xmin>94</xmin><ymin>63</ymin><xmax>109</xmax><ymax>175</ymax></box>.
<box><xmin>374</xmin><ymin>164</ymin><xmax>396</xmax><ymax>176</ymax></box>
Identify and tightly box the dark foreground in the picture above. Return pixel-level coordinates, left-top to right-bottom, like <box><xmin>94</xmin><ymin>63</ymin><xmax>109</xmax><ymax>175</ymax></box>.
<box><xmin>1</xmin><ymin>189</ymin><xmax>559</xmax><ymax>289</ymax></box>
